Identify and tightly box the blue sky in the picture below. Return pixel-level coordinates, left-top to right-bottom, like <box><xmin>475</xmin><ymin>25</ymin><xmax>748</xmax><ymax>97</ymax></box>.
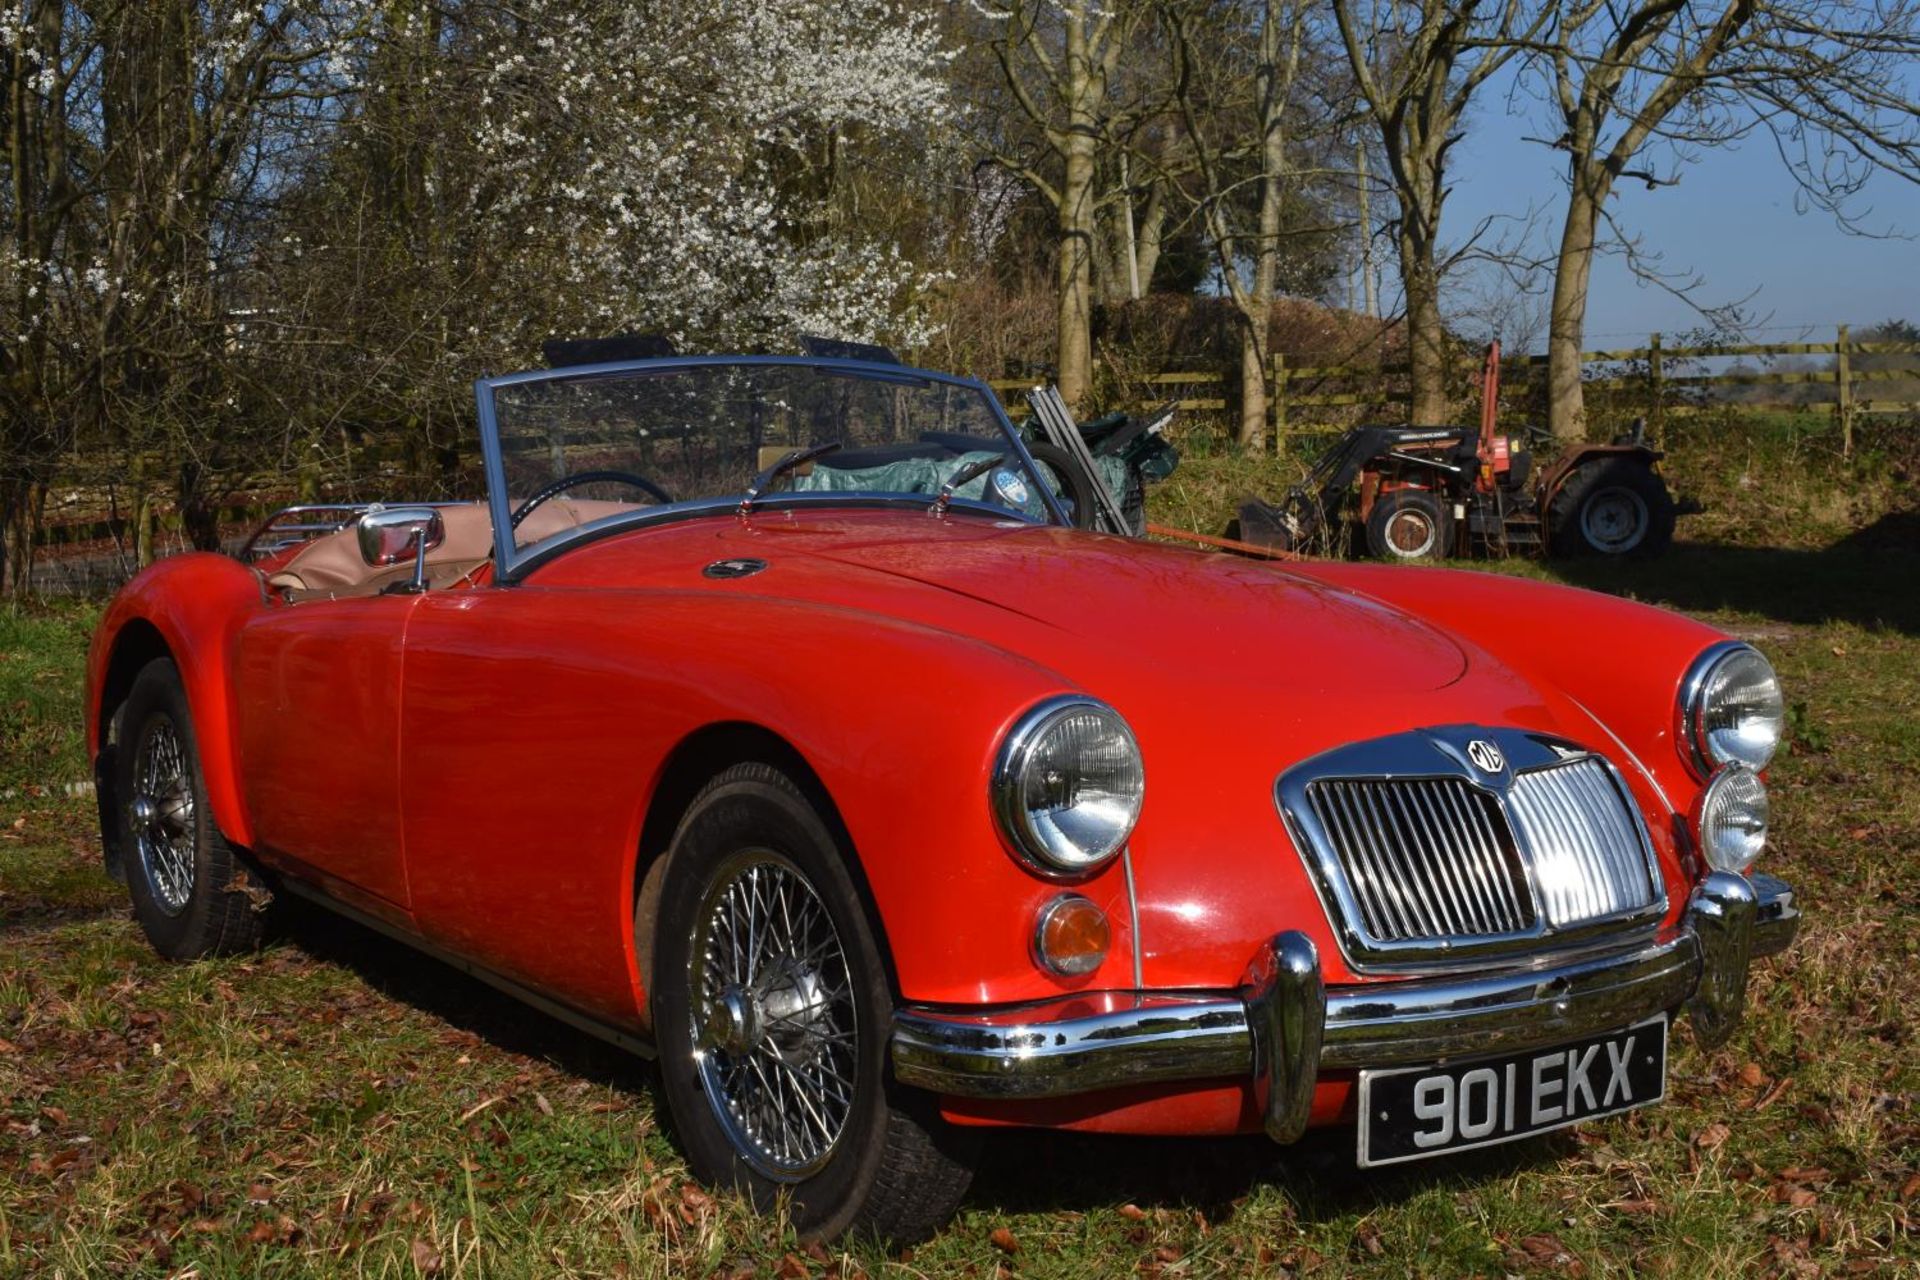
<box><xmin>1432</xmin><ymin>85</ymin><xmax>1920</xmax><ymax>352</ymax></box>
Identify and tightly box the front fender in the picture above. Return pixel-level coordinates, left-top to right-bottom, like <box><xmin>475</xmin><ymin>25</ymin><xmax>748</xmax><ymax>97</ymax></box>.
<box><xmin>88</xmin><ymin>553</ymin><xmax>268</xmax><ymax>849</ymax></box>
<box><xmin>395</xmin><ymin>586</ymin><xmax>1140</xmax><ymax>1024</ymax></box>
<box><xmin>1285</xmin><ymin>562</ymin><xmax>1726</xmax><ymax>817</ymax></box>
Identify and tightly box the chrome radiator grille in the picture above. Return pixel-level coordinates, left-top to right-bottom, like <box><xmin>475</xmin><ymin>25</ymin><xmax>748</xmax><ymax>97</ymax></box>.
<box><xmin>1289</xmin><ymin>736</ymin><xmax>1665</xmax><ymax>968</ymax></box>
<box><xmin>1307</xmin><ymin>777</ymin><xmax>1534</xmax><ymax>942</ymax></box>
<box><xmin>1507</xmin><ymin>756</ymin><xmax>1658</xmax><ymax>927</ymax></box>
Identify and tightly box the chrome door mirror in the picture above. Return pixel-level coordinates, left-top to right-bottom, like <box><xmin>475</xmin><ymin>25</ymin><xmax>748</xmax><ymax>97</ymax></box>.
<box><xmin>356</xmin><ymin>505</ymin><xmax>445</xmax><ymax>593</ymax></box>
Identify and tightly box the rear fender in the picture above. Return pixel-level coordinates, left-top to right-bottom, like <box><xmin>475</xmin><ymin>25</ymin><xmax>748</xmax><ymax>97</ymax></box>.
<box><xmin>88</xmin><ymin>554</ymin><xmax>270</xmax><ymax>852</ymax></box>
<box><xmin>1537</xmin><ymin>443</ymin><xmax>1663</xmax><ymax>511</ymax></box>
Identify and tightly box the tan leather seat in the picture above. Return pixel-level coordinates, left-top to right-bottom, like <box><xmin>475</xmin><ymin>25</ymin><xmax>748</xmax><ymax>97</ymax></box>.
<box><xmin>268</xmin><ymin>499</ymin><xmax>644</xmax><ymax>599</ymax></box>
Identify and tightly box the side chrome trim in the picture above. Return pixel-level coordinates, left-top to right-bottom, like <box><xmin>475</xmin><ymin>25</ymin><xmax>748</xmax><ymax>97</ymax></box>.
<box><xmin>890</xmin><ymin>873</ymin><xmax>1798</xmax><ymax>1108</ymax></box>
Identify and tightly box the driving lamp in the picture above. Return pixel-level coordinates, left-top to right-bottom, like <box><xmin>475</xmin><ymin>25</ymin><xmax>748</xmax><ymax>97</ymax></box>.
<box><xmin>993</xmin><ymin>696</ymin><xmax>1144</xmax><ymax>875</ymax></box>
<box><xmin>1696</xmin><ymin>765</ymin><xmax>1769</xmax><ymax>873</ymax></box>
<box><xmin>1681</xmin><ymin>643</ymin><xmax>1784</xmax><ymax>776</ymax></box>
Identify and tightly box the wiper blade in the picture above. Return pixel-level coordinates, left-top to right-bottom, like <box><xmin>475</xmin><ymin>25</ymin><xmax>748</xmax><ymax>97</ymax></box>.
<box><xmin>740</xmin><ymin>441</ymin><xmax>842</xmax><ymax>516</ymax></box>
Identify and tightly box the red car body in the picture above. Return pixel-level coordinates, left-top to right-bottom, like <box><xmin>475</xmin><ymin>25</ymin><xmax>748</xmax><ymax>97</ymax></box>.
<box><xmin>84</xmin><ymin>355</ymin><xmax>1796</xmax><ymax>1237</ymax></box>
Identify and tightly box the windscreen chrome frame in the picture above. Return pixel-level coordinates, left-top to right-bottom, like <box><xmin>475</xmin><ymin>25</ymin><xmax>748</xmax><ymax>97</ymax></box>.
<box><xmin>474</xmin><ymin>355</ymin><xmax>1069</xmax><ymax>583</ymax></box>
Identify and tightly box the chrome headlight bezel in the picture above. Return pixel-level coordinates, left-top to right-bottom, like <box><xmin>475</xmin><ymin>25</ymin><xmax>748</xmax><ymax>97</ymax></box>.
<box><xmin>1677</xmin><ymin>641</ymin><xmax>1785</xmax><ymax>779</ymax></box>
<box><xmin>991</xmin><ymin>695</ymin><xmax>1144</xmax><ymax>877</ymax></box>
<box><xmin>1693</xmin><ymin>764</ymin><xmax>1769</xmax><ymax>873</ymax></box>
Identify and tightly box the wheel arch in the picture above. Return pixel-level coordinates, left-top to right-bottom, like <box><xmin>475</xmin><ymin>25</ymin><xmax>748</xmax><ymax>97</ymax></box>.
<box><xmin>630</xmin><ymin>721</ymin><xmax>901</xmax><ymax>1026</ymax></box>
<box><xmin>92</xmin><ymin>618</ymin><xmax>173</xmax><ymax>879</ymax></box>
<box><xmin>87</xmin><ymin>553</ymin><xmax>267</xmax><ymax>860</ymax></box>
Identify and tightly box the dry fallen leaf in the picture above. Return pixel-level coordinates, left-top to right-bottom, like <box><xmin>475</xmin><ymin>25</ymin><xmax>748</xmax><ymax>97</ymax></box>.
<box><xmin>1738</xmin><ymin>1063</ymin><xmax>1767</xmax><ymax>1088</ymax></box>
<box><xmin>1696</xmin><ymin>1122</ymin><xmax>1732</xmax><ymax>1151</ymax></box>
<box><xmin>1517</xmin><ymin>1233</ymin><xmax>1587</xmax><ymax>1276</ymax></box>
<box><xmin>989</xmin><ymin>1227</ymin><xmax>1019</xmax><ymax>1254</ymax></box>
<box><xmin>1118</xmin><ymin>1203</ymin><xmax>1148</xmax><ymax>1221</ymax></box>
<box><xmin>410</xmin><ymin>1238</ymin><xmax>444</xmax><ymax>1275</ymax></box>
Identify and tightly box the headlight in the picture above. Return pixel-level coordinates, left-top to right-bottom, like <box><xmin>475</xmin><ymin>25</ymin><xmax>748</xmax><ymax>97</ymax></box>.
<box><xmin>1696</xmin><ymin>765</ymin><xmax>1769</xmax><ymax>873</ymax></box>
<box><xmin>992</xmin><ymin>696</ymin><xmax>1144</xmax><ymax>875</ymax></box>
<box><xmin>1680</xmin><ymin>643</ymin><xmax>1784</xmax><ymax>776</ymax></box>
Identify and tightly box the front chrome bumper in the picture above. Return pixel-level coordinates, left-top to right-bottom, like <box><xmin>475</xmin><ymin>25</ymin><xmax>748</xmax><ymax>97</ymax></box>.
<box><xmin>891</xmin><ymin>871</ymin><xmax>1798</xmax><ymax>1142</ymax></box>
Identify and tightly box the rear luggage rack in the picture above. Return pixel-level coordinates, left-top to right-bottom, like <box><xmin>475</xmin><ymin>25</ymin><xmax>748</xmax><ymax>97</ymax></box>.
<box><xmin>238</xmin><ymin>504</ymin><xmax>373</xmax><ymax>563</ymax></box>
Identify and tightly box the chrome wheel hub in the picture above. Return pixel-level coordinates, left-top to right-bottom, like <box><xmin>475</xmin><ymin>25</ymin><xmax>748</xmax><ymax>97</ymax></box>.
<box><xmin>689</xmin><ymin>852</ymin><xmax>857</xmax><ymax>1181</ymax></box>
<box><xmin>130</xmin><ymin>718</ymin><xmax>195</xmax><ymax>917</ymax></box>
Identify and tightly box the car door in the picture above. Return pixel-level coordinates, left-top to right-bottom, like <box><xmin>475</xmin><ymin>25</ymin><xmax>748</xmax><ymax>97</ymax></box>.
<box><xmin>232</xmin><ymin>594</ymin><xmax>419</xmax><ymax>913</ymax></box>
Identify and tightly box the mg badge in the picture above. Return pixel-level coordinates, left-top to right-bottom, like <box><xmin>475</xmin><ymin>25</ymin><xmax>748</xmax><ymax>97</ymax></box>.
<box><xmin>1466</xmin><ymin>739</ymin><xmax>1505</xmax><ymax>774</ymax></box>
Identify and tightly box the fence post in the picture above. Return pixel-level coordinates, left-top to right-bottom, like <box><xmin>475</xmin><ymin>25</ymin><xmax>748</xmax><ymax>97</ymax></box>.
<box><xmin>1647</xmin><ymin>331</ymin><xmax>1665</xmax><ymax>446</ymax></box>
<box><xmin>1835</xmin><ymin>323</ymin><xmax>1854</xmax><ymax>457</ymax></box>
<box><xmin>1272</xmin><ymin>352</ymin><xmax>1288</xmax><ymax>448</ymax></box>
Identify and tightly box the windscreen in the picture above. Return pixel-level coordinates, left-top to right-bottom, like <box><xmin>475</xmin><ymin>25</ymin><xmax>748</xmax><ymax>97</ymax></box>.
<box><xmin>484</xmin><ymin>360</ymin><xmax>1064</xmax><ymax>553</ymax></box>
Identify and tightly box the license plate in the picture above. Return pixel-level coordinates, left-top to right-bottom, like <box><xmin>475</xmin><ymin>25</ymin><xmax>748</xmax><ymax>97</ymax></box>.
<box><xmin>1357</xmin><ymin>1016</ymin><xmax>1667</xmax><ymax>1167</ymax></box>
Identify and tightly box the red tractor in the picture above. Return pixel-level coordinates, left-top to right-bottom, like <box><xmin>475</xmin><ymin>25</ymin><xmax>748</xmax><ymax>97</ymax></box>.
<box><xmin>1236</xmin><ymin>343</ymin><xmax>1677</xmax><ymax>561</ymax></box>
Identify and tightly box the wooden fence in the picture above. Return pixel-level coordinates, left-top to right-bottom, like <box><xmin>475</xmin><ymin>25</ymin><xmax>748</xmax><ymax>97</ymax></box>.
<box><xmin>992</xmin><ymin>325</ymin><xmax>1920</xmax><ymax>453</ymax></box>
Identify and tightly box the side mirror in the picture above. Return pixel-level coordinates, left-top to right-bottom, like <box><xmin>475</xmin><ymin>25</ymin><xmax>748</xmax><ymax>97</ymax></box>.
<box><xmin>356</xmin><ymin>505</ymin><xmax>445</xmax><ymax>593</ymax></box>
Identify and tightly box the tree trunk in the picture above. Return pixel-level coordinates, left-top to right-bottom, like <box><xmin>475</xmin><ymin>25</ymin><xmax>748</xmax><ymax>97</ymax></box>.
<box><xmin>1056</xmin><ymin>161</ymin><xmax>1095</xmax><ymax>409</ymax></box>
<box><xmin>1</xmin><ymin>477</ymin><xmax>37</xmax><ymax>598</ymax></box>
<box><xmin>1238</xmin><ymin>321</ymin><xmax>1269</xmax><ymax>448</ymax></box>
<box><xmin>1054</xmin><ymin>5</ymin><xmax>1098</xmax><ymax>410</ymax></box>
<box><xmin>1546</xmin><ymin>180</ymin><xmax>1604</xmax><ymax>440</ymax></box>
<box><xmin>1402</xmin><ymin>226</ymin><xmax>1448</xmax><ymax>424</ymax></box>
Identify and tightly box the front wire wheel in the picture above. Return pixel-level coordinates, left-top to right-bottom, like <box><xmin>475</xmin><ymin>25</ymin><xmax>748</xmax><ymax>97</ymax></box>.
<box><xmin>691</xmin><ymin>851</ymin><xmax>859</xmax><ymax>1181</ymax></box>
<box><xmin>113</xmin><ymin>657</ymin><xmax>268</xmax><ymax>959</ymax></box>
<box><xmin>651</xmin><ymin>763</ymin><xmax>976</xmax><ymax>1242</ymax></box>
<box><xmin>130</xmin><ymin>715</ymin><xmax>197</xmax><ymax>916</ymax></box>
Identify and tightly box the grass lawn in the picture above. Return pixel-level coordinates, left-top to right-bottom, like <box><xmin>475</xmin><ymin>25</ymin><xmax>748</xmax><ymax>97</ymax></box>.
<box><xmin>1</xmin><ymin>533</ymin><xmax>1916</xmax><ymax>1277</ymax></box>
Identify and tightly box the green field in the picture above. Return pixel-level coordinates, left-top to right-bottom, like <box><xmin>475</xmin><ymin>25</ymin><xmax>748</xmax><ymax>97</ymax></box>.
<box><xmin>2</xmin><ymin>502</ymin><xmax>1917</xmax><ymax>1275</ymax></box>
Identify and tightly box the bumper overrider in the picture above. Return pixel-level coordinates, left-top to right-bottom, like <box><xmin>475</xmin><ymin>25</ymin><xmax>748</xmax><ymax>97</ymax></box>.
<box><xmin>890</xmin><ymin>872</ymin><xmax>1797</xmax><ymax>1141</ymax></box>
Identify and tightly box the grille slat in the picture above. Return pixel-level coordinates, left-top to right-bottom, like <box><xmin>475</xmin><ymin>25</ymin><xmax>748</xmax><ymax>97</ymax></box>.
<box><xmin>1307</xmin><ymin>776</ymin><xmax>1532</xmax><ymax>944</ymax></box>
<box><xmin>1303</xmin><ymin>755</ymin><xmax>1659</xmax><ymax>957</ymax></box>
<box><xmin>1511</xmin><ymin>758</ymin><xmax>1656</xmax><ymax>928</ymax></box>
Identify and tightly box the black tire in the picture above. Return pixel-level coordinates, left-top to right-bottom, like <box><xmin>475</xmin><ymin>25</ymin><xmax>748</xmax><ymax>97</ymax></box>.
<box><xmin>1024</xmin><ymin>440</ymin><xmax>1099</xmax><ymax>530</ymax></box>
<box><xmin>1365</xmin><ymin>489</ymin><xmax>1452</xmax><ymax>562</ymax></box>
<box><xmin>115</xmin><ymin>658</ymin><xmax>269</xmax><ymax>960</ymax></box>
<box><xmin>1547</xmin><ymin>456</ymin><xmax>1676</xmax><ymax>557</ymax></box>
<box><xmin>650</xmin><ymin>763</ymin><xmax>976</xmax><ymax>1243</ymax></box>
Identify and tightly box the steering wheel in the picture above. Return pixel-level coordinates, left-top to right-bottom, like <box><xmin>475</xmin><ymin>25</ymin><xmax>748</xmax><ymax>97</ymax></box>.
<box><xmin>509</xmin><ymin>470</ymin><xmax>674</xmax><ymax>530</ymax></box>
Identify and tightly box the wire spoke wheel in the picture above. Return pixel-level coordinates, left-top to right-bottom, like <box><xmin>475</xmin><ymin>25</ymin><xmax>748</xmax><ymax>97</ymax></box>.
<box><xmin>130</xmin><ymin>715</ymin><xmax>196</xmax><ymax>917</ymax></box>
<box><xmin>689</xmin><ymin>850</ymin><xmax>858</xmax><ymax>1182</ymax></box>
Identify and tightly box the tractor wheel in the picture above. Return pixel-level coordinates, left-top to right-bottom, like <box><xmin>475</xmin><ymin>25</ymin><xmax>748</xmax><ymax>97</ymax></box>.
<box><xmin>1024</xmin><ymin>441</ymin><xmax>1099</xmax><ymax>530</ymax></box>
<box><xmin>1365</xmin><ymin>490</ymin><xmax>1452</xmax><ymax>562</ymax></box>
<box><xmin>1547</xmin><ymin>457</ymin><xmax>1676</xmax><ymax>557</ymax></box>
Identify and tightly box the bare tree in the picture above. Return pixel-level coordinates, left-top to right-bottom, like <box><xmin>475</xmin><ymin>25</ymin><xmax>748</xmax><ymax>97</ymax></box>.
<box><xmin>969</xmin><ymin>0</ymin><xmax>1165</xmax><ymax>408</ymax></box>
<box><xmin>1533</xmin><ymin>0</ymin><xmax>1920</xmax><ymax>438</ymax></box>
<box><xmin>1334</xmin><ymin>0</ymin><xmax>1550</xmax><ymax>423</ymax></box>
<box><xmin>1165</xmin><ymin>0</ymin><xmax>1318</xmax><ymax>446</ymax></box>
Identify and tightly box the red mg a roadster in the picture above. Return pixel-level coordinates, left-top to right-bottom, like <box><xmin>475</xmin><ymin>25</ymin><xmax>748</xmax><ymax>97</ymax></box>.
<box><xmin>85</xmin><ymin>354</ymin><xmax>1797</xmax><ymax>1241</ymax></box>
